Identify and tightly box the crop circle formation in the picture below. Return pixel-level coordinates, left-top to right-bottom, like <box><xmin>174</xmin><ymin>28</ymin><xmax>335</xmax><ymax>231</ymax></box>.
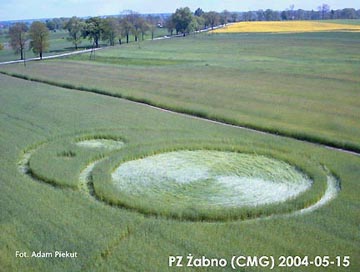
<box><xmin>111</xmin><ymin>150</ymin><xmax>312</xmax><ymax>208</ymax></box>
<box><xmin>20</xmin><ymin>134</ymin><xmax>338</xmax><ymax>221</ymax></box>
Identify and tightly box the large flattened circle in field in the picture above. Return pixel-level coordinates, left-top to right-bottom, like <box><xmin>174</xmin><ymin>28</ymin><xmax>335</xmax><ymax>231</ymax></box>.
<box><xmin>111</xmin><ymin>151</ymin><xmax>312</xmax><ymax>209</ymax></box>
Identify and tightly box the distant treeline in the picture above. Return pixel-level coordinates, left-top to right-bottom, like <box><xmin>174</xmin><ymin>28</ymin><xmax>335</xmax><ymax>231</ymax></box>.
<box><xmin>2</xmin><ymin>4</ymin><xmax>359</xmax><ymax>30</ymax></box>
<box><xmin>235</xmin><ymin>5</ymin><xmax>360</xmax><ymax>21</ymax></box>
<box><xmin>2</xmin><ymin>5</ymin><xmax>360</xmax><ymax>57</ymax></box>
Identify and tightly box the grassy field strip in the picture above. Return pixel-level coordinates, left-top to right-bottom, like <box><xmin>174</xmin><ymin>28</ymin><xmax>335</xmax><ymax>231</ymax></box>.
<box><xmin>213</xmin><ymin>21</ymin><xmax>360</xmax><ymax>33</ymax></box>
<box><xmin>3</xmin><ymin>68</ymin><xmax>358</xmax><ymax>157</ymax></box>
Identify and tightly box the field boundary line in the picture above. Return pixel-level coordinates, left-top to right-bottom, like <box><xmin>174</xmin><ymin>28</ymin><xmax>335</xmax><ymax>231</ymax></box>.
<box><xmin>1</xmin><ymin>71</ymin><xmax>359</xmax><ymax>157</ymax></box>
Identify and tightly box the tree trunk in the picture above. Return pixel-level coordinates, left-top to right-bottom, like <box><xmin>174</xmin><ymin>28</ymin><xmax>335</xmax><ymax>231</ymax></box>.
<box><xmin>20</xmin><ymin>49</ymin><xmax>24</xmax><ymax>60</ymax></box>
<box><xmin>40</xmin><ymin>51</ymin><xmax>42</xmax><ymax>60</ymax></box>
<box><xmin>126</xmin><ymin>34</ymin><xmax>129</xmax><ymax>43</ymax></box>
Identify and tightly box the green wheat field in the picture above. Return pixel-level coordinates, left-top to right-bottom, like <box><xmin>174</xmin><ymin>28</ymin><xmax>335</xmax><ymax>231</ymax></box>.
<box><xmin>0</xmin><ymin>27</ymin><xmax>359</xmax><ymax>271</ymax></box>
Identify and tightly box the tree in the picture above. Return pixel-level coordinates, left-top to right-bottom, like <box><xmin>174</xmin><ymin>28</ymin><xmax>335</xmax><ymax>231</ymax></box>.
<box><xmin>318</xmin><ymin>4</ymin><xmax>330</xmax><ymax>19</ymax></box>
<box><xmin>138</xmin><ymin>18</ymin><xmax>149</xmax><ymax>41</ymax></box>
<box><xmin>120</xmin><ymin>11</ymin><xmax>143</xmax><ymax>43</ymax></box>
<box><xmin>296</xmin><ymin>9</ymin><xmax>306</xmax><ymax>20</ymax></box>
<box><xmin>119</xmin><ymin>11</ymin><xmax>143</xmax><ymax>42</ymax></box>
<box><xmin>341</xmin><ymin>8</ymin><xmax>357</xmax><ymax>19</ymax></box>
<box><xmin>53</xmin><ymin>18</ymin><xmax>65</xmax><ymax>30</ymax></box>
<box><xmin>289</xmin><ymin>4</ymin><xmax>295</xmax><ymax>20</ymax></box>
<box><xmin>194</xmin><ymin>15</ymin><xmax>205</xmax><ymax>31</ymax></box>
<box><xmin>82</xmin><ymin>17</ymin><xmax>102</xmax><ymax>48</ymax></box>
<box><xmin>264</xmin><ymin>9</ymin><xmax>280</xmax><ymax>21</ymax></box>
<box><xmin>220</xmin><ymin>10</ymin><xmax>231</xmax><ymax>25</ymax></box>
<box><xmin>256</xmin><ymin>10</ymin><xmax>265</xmax><ymax>21</ymax></box>
<box><xmin>203</xmin><ymin>11</ymin><xmax>220</xmax><ymax>29</ymax></box>
<box><xmin>172</xmin><ymin>7</ymin><xmax>194</xmax><ymax>36</ymax></box>
<box><xmin>146</xmin><ymin>15</ymin><xmax>159</xmax><ymax>40</ymax></box>
<box><xmin>165</xmin><ymin>16</ymin><xmax>175</xmax><ymax>36</ymax></box>
<box><xmin>188</xmin><ymin>17</ymin><xmax>199</xmax><ymax>34</ymax></box>
<box><xmin>0</xmin><ymin>43</ymin><xmax>3</xmax><ymax>50</ymax></box>
<box><xmin>281</xmin><ymin>10</ymin><xmax>288</xmax><ymax>20</ymax></box>
<box><xmin>46</xmin><ymin>19</ymin><xmax>56</xmax><ymax>31</ymax></box>
<box><xmin>231</xmin><ymin>12</ymin><xmax>238</xmax><ymax>22</ymax></box>
<box><xmin>119</xmin><ymin>17</ymin><xmax>133</xmax><ymax>44</ymax></box>
<box><xmin>9</xmin><ymin>22</ymin><xmax>28</xmax><ymax>60</ymax></box>
<box><xmin>29</xmin><ymin>21</ymin><xmax>49</xmax><ymax>60</ymax></box>
<box><xmin>101</xmin><ymin>17</ymin><xmax>119</xmax><ymax>46</ymax></box>
<box><xmin>194</xmin><ymin>8</ymin><xmax>204</xmax><ymax>17</ymax></box>
<box><xmin>125</xmin><ymin>11</ymin><xmax>148</xmax><ymax>42</ymax></box>
<box><xmin>64</xmin><ymin>16</ymin><xmax>84</xmax><ymax>49</ymax></box>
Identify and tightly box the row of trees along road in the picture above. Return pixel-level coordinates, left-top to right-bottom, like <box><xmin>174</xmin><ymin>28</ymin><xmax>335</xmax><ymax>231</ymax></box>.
<box><xmin>9</xmin><ymin>21</ymin><xmax>49</xmax><ymax>60</ymax></box>
<box><xmin>8</xmin><ymin>11</ymin><xmax>162</xmax><ymax>60</ymax></box>
<box><xmin>6</xmin><ymin>5</ymin><xmax>360</xmax><ymax>60</ymax></box>
<box><xmin>64</xmin><ymin>11</ymin><xmax>168</xmax><ymax>49</ymax></box>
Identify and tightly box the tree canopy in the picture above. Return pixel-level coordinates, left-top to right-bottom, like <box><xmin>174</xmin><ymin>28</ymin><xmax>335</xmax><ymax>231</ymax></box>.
<box><xmin>172</xmin><ymin>7</ymin><xmax>194</xmax><ymax>36</ymax></box>
<box><xmin>29</xmin><ymin>21</ymin><xmax>49</xmax><ymax>59</ymax></box>
<box><xmin>82</xmin><ymin>17</ymin><xmax>102</xmax><ymax>48</ymax></box>
<box><xmin>64</xmin><ymin>16</ymin><xmax>84</xmax><ymax>50</ymax></box>
<box><xmin>101</xmin><ymin>17</ymin><xmax>119</xmax><ymax>46</ymax></box>
<box><xmin>9</xmin><ymin>22</ymin><xmax>28</xmax><ymax>60</ymax></box>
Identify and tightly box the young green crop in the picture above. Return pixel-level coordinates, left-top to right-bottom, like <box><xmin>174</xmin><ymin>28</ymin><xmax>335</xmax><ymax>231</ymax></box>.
<box><xmin>23</xmin><ymin>134</ymin><xmax>328</xmax><ymax>222</ymax></box>
<box><xmin>0</xmin><ymin>30</ymin><xmax>359</xmax><ymax>271</ymax></box>
<box><xmin>1</xmin><ymin>32</ymin><xmax>359</xmax><ymax>153</ymax></box>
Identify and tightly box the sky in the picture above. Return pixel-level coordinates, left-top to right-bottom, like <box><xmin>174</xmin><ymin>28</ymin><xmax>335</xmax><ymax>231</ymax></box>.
<box><xmin>0</xmin><ymin>0</ymin><xmax>359</xmax><ymax>21</ymax></box>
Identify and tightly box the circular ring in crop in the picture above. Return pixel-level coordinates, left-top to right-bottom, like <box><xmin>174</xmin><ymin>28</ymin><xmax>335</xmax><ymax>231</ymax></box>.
<box><xmin>22</xmin><ymin>134</ymin><xmax>125</xmax><ymax>189</ymax></box>
<box><xmin>108</xmin><ymin>150</ymin><xmax>317</xmax><ymax>220</ymax></box>
<box><xmin>19</xmin><ymin>134</ymin><xmax>339</xmax><ymax>222</ymax></box>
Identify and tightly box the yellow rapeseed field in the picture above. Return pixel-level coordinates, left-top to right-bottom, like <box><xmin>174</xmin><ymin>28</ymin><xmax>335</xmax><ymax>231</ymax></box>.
<box><xmin>212</xmin><ymin>21</ymin><xmax>360</xmax><ymax>33</ymax></box>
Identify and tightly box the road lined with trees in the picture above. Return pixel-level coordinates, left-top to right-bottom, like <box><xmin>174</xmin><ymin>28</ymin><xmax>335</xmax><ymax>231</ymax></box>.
<box><xmin>1</xmin><ymin>4</ymin><xmax>360</xmax><ymax>59</ymax></box>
